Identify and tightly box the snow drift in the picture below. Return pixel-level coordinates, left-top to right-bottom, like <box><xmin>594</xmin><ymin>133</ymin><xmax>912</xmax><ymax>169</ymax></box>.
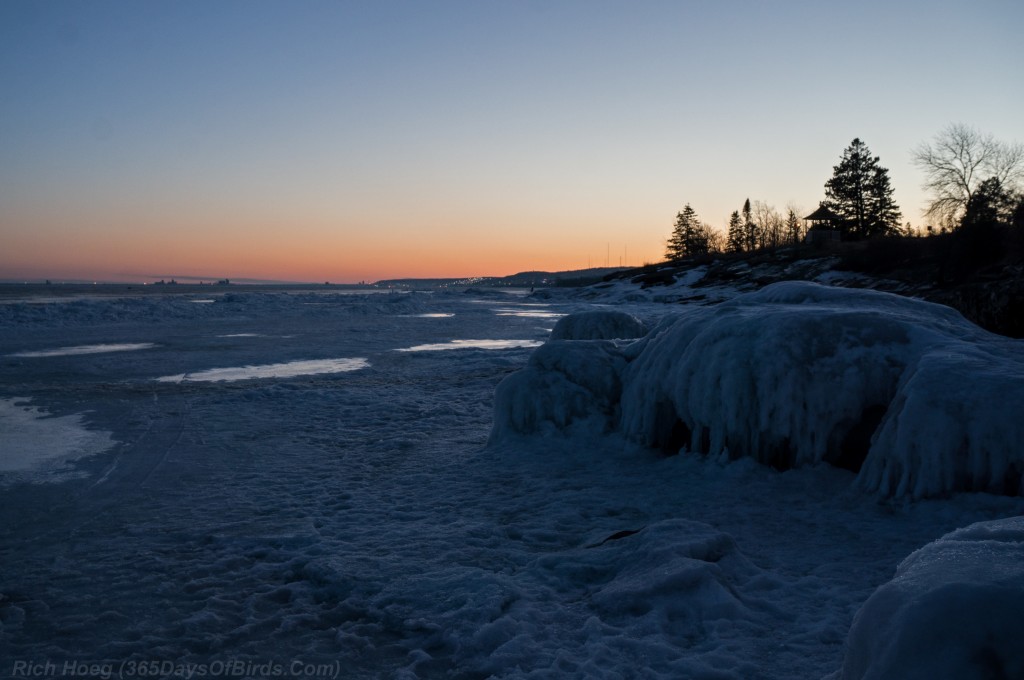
<box><xmin>839</xmin><ymin>516</ymin><xmax>1024</xmax><ymax>679</ymax></box>
<box><xmin>492</xmin><ymin>282</ymin><xmax>1024</xmax><ymax>498</ymax></box>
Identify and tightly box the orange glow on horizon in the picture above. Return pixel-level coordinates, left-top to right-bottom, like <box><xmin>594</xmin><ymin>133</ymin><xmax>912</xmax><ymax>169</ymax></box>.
<box><xmin>1</xmin><ymin>209</ymin><xmax>666</xmax><ymax>284</ymax></box>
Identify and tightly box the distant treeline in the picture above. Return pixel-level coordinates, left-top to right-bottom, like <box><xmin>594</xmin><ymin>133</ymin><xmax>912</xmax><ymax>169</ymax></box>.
<box><xmin>666</xmin><ymin>125</ymin><xmax>1024</xmax><ymax>261</ymax></box>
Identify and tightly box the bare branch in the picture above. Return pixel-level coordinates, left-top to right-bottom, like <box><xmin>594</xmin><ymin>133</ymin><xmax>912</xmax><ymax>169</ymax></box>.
<box><xmin>913</xmin><ymin>123</ymin><xmax>1024</xmax><ymax>228</ymax></box>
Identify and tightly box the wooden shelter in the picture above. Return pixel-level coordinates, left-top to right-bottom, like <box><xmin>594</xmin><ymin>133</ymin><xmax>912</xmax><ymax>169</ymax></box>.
<box><xmin>803</xmin><ymin>205</ymin><xmax>844</xmax><ymax>244</ymax></box>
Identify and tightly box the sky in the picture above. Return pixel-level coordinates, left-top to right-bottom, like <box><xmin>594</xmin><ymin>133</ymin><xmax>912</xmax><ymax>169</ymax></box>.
<box><xmin>2</xmin><ymin>0</ymin><xmax>1022</xmax><ymax>283</ymax></box>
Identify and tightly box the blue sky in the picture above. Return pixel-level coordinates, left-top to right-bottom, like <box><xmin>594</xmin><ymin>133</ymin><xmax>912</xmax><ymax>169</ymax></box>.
<box><xmin>2</xmin><ymin>0</ymin><xmax>1022</xmax><ymax>281</ymax></box>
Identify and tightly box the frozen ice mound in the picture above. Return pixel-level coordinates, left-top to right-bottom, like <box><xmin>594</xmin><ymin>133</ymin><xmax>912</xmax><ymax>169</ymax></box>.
<box><xmin>489</xmin><ymin>340</ymin><xmax>626</xmax><ymax>441</ymax></box>
<box><xmin>493</xmin><ymin>281</ymin><xmax>1024</xmax><ymax>498</ymax></box>
<box><xmin>550</xmin><ymin>310</ymin><xmax>647</xmax><ymax>340</ymax></box>
<box><xmin>839</xmin><ymin>516</ymin><xmax>1024</xmax><ymax>680</ymax></box>
<box><xmin>858</xmin><ymin>348</ymin><xmax>1024</xmax><ymax>498</ymax></box>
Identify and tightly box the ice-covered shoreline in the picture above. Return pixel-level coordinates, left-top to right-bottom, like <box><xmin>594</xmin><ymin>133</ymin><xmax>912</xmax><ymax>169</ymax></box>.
<box><xmin>493</xmin><ymin>278</ymin><xmax>1024</xmax><ymax>678</ymax></box>
<box><xmin>1</xmin><ymin>284</ymin><xmax>1022</xmax><ymax>679</ymax></box>
<box><xmin>498</xmin><ymin>282</ymin><xmax>1024</xmax><ymax>499</ymax></box>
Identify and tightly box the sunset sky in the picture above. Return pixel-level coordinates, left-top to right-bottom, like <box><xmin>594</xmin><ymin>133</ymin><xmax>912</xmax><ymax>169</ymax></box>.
<box><xmin>2</xmin><ymin>0</ymin><xmax>1022</xmax><ymax>283</ymax></box>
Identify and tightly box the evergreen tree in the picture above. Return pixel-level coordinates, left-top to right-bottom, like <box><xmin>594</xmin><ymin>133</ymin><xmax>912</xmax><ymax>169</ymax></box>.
<box><xmin>1013</xmin><ymin>195</ymin><xmax>1024</xmax><ymax>231</ymax></box>
<box><xmin>742</xmin><ymin>198</ymin><xmax>758</xmax><ymax>251</ymax></box>
<box><xmin>949</xmin><ymin>176</ymin><xmax>1012</xmax><ymax>275</ymax></box>
<box><xmin>727</xmin><ymin>210</ymin><xmax>745</xmax><ymax>252</ymax></box>
<box><xmin>785</xmin><ymin>207</ymin><xmax>801</xmax><ymax>245</ymax></box>
<box><xmin>666</xmin><ymin>204</ymin><xmax>708</xmax><ymax>260</ymax></box>
<box><xmin>962</xmin><ymin>177</ymin><xmax>1015</xmax><ymax>230</ymax></box>
<box><xmin>824</xmin><ymin>138</ymin><xmax>902</xmax><ymax>238</ymax></box>
<box><xmin>867</xmin><ymin>160</ymin><xmax>903</xmax><ymax>235</ymax></box>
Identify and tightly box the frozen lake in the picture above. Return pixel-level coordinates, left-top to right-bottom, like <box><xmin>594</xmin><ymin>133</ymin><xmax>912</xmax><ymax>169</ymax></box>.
<box><xmin>1</xmin><ymin>287</ymin><xmax>1020</xmax><ymax>679</ymax></box>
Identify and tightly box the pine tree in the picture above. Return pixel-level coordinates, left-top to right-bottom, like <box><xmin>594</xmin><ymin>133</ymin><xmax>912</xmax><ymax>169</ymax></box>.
<box><xmin>666</xmin><ymin>204</ymin><xmax>706</xmax><ymax>260</ymax></box>
<box><xmin>785</xmin><ymin>207</ymin><xmax>801</xmax><ymax>245</ymax></box>
<box><xmin>824</xmin><ymin>138</ymin><xmax>902</xmax><ymax>238</ymax></box>
<box><xmin>962</xmin><ymin>177</ymin><xmax>1015</xmax><ymax>230</ymax></box>
<box><xmin>727</xmin><ymin>210</ymin><xmax>745</xmax><ymax>252</ymax></box>
<box><xmin>867</xmin><ymin>161</ymin><xmax>902</xmax><ymax>236</ymax></box>
<box><xmin>742</xmin><ymin>198</ymin><xmax>758</xmax><ymax>251</ymax></box>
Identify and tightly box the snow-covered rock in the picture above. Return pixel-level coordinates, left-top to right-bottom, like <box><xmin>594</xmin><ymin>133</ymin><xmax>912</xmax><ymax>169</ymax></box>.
<box><xmin>550</xmin><ymin>310</ymin><xmax>647</xmax><ymax>341</ymax></box>
<box><xmin>489</xmin><ymin>340</ymin><xmax>626</xmax><ymax>441</ymax></box>
<box><xmin>623</xmin><ymin>283</ymin><xmax>1024</xmax><ymax>497</ymax></box>
<box><xmin>494</xmin><ymin>281</ymin><xmax>1024</xmax><ymax>498</ymax></box>
<box><xmin>858</xmin><ymin>348</ymin><xmax>1024</xmax><ymax>498</ymax></box>
<box><xmin>840</xmin><ymin>516</ymin><xmax>1024</xmax><ymax>680</ymax></box>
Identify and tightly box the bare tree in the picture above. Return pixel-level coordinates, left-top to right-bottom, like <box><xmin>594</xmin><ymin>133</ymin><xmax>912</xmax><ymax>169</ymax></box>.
<box><xmin>752</xmin><ymin>200</ymin><xmax>783</xmax><ymax>249</ymax></box>
<box><xmin>700</xmin><ymin>222</ymin><xmax>726</xmax><ymax>254</ymax></box>
<box><xmin>912</xmin><ymin>123</ymin><xmax>1024</xmax><ymax>228</ymax></box>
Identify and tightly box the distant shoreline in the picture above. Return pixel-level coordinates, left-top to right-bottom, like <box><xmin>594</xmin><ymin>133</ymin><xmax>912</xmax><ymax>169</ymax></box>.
<box><xmin>0</xmin><ymin>282</ymin><xmax>386</xmax><ymax>304</ymax></box>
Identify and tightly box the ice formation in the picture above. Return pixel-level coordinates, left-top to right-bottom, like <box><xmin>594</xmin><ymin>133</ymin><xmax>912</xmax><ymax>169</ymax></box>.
<box><xmin>4</xmin><ymin>283</ymin><xmax>1023</xmax><ymax>678</ymax></box>
<box><xmin>490</xmin><ymin>340</ymin><xmax>627</xmax><ymax>440</ymax></box>
<box><xmin>549</xmin><ymin>310</ymin><xmax>647</xmax><ymax>340</ymax></box>
<box><xmin>840</xmin><ymin>516</ymin><xmax>1024</xmax><ymax>679</ymax></box>
<box><xmin>0</xmin><ymin>290</ymin><xmax>429</xmax><ymax>326</ymax></box>
<box><xmin>494</xmin><ymin>282</ymin><xmax>1024</xmax><ymax>498</ymax></box>
<box><xmin>0</xmin><ymin>398</ymin><xmax>114</xmax><ymax>477</ymax></box>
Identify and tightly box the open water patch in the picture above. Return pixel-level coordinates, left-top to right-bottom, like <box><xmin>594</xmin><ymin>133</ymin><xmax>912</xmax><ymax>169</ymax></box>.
<box><xmin>9</xmin><ymin>343</ymin><xmax>156</xmax><ymax>358</ymax></box>
<box><xmin>156</xmin><ymin>357</ymin><xmax>369</xmax><ymax>383</ymax></box>
<box><xmin>397</xmin><ymin>339</ymin><xmax>542</xmax><ymax>352</ymax></box>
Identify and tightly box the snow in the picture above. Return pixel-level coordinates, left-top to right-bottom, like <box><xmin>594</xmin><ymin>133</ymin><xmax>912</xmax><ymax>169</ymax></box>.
<box><xmin>9</xmin><ymin>342</ymin><xmax>156</xmax><ymax>357</ymax></box>
<box><xmin>2</xmin><ymin>282</ymin><xmax>1023</xmax><ymax>679</ymax></box>
<box><xmin>490</xmin><ymin>340</ymin><xmax>627</xmax><ymax>439</ymax></box>
<box><xmin>0</xmin><ymin>397</ymin><xmax>114</xmax><ymax>478</ymax></box>
<box><xmin>550</xmin><ymin>310</ymin><xmax>647</xmax><ymax>340</ymax></box>
<box><xmin>0</xmin><ymin>289</ymin><xmax>429</xmax><ymax>327</ymax></box>
<box><xmin>857</xmin><ymin>346</ymin><xmax>1024</xmax><ymax>498</ymax></box>
<box><xmin>498</xmin><ymin>281</ymin><xmax>1024</xmax><ymax>499</ymax></box>
<box><xmin>156</xmin><ymin>357</ymin><xmax>370</xmax><ymax>383</ymax></box>
<box><xmin>397</xmin><ymin>339</ymin><xmax>542</xmax><ymax>352</ymax></box>
<box><xmin>840</xmin><ymin>516</ymin><xmax>1024</xmax><ymax>680</ymax></box>
<box><xmin>494</xmin><ymin>307</ymin><xmax>566</xmax><ymax>319</ymax></box>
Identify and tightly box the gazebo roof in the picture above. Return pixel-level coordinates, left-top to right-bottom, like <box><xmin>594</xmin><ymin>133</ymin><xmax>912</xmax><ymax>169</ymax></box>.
<box><xmin>804</xmin><ymin>205</ymin><xmax>843</xmax><ymax>221</ymax></box>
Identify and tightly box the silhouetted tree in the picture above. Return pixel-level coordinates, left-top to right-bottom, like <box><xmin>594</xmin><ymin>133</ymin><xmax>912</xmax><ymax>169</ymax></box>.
<box><xmin>962</xmin><ymin>177</ymin><xmax>1015</xmax><ymax>230</ymax></box>
<box><xmin>824</xmin><ymin>138</ymin><xmax>902</xmax><ymax>239</ymax></box>
<box><xmin>941</xmin><ymin>177</ymin><xmax>1015</xmax><ymax>277</ymax></box>
<box><xmin>785</xmin><ymin>207</ymin><xmax>802</xmax><ymax>245</ymax></box>
<box><xmin>1013</xmin><ymin>195</ymin><xmax>1024</xmax><ymax>231</ymax></box>
<box><xmin>752</xmin><ymin>201</ymin><xmax>783</xmax><ymax>249</ymax></box>
<box><xmin>913</xmin><ymin>123</ymin><xmax>1024</xmax><ymax>229</ymax></box>
<box><xmin>742</xmin><ymin>198</ymin><xmax>758</xmax><ymax>251</ymax></box>
<box><xmin>703</xmin><ymin>222</ymin><xmax>725</xmax><ymax>254</ymax></box>
<box><xmin>666</xmin><ymin>204</ymin><xmax>710</xmax><ymax>259</ymax></box>
<box><xmin>727</xmin><ymin>210</ymin><xmax>744</xmax><ymax>252</ymax></box>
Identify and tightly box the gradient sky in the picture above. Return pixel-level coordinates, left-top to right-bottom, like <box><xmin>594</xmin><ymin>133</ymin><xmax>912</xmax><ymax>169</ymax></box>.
<box><xmin>2</xmin><ymin>0</ymin><xmax>1022</xmax><ymax>283</ymax></box>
